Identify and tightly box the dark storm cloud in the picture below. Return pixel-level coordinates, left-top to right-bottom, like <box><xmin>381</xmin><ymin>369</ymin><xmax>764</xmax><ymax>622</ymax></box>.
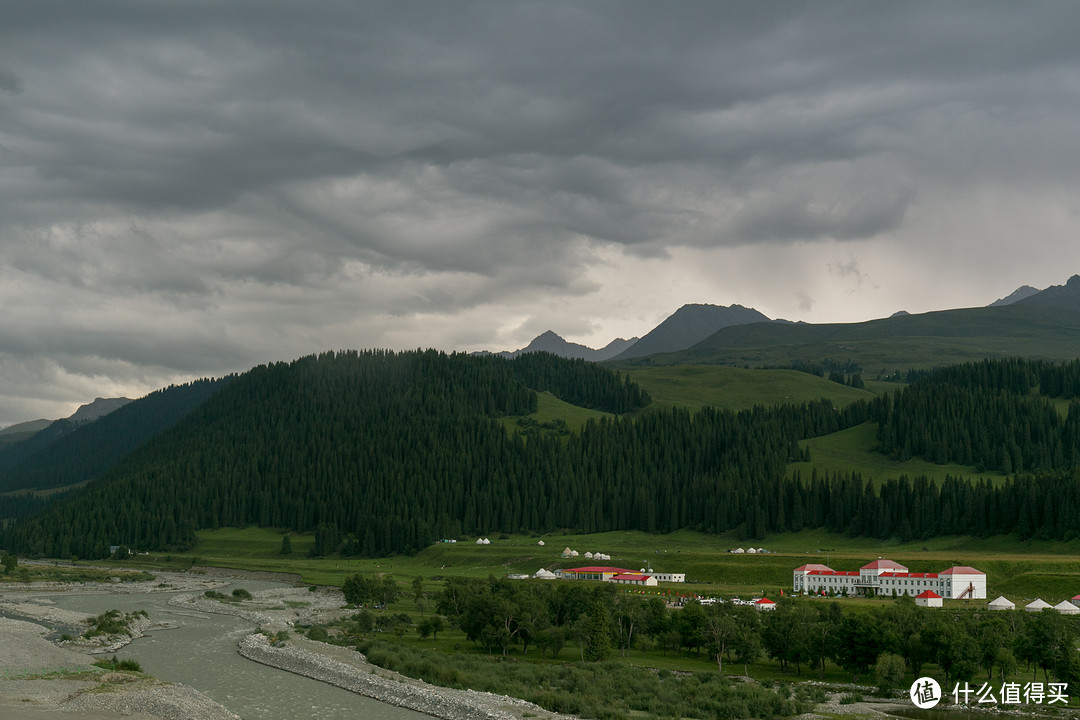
<box><xmin>3</xmin><ymin>1</ymin><xmax>1080</xmax><ymax>424</ymax></box>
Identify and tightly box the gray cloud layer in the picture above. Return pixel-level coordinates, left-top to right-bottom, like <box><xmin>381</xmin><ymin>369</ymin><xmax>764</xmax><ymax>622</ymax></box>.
<box><xmin>2</xmin><ymin>1</ymin><xmax>1080</xmax><ymax>424</ymax></box>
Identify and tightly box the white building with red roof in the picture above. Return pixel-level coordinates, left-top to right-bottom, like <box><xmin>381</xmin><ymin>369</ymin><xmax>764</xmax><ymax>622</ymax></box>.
<box><xmin>754</xmin><ymin>597</ymin><xmax>777</xmax><ymax>611</ymax></box>
<box><xmin>915</xmin><ymin>590</ymin><xmax>943</xmax><ymax>608</ymax></box>
<box><xmin>609</xmin><ymin>572</ymin><xmax>658</xmax><ymax>587</ymax></box>
<box><xmin>555</xmin><ymin>566</ymin><xmax>635</xmax><ymax>581</ymax></box>
<box><xmin>792</xmin><ymin>558</ymin><xmax>986</xmax><ymax>599</ymax></box>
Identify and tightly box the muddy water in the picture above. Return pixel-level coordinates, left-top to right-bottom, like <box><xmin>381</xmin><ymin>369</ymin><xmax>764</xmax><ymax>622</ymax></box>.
<box><xmin>39</xmin><ymin>582</ymin><xmax>429</xmax><ymax>720</ymax></box>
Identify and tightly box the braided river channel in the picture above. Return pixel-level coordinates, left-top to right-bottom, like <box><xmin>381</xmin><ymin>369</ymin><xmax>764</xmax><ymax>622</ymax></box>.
<box><xmin>36</xmin><ymin>579</ymin><xmax>429</xmax><ymax>720</ymax></box>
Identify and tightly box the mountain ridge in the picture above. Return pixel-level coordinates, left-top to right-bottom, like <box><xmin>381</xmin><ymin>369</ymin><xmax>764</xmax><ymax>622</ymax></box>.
<box><xmin>492</xmin><ymin>330</ymin><xmax>638</xmax><ymax>361</ymax></box>
<box><xmin>613</xmin><ymin>303</ymin><xmax>772</xmax><ymax>360</ymax></box>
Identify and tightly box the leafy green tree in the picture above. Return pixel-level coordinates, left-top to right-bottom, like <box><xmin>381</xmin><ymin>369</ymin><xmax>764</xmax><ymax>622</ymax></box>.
<box><xmin>580</xmin><ymin>601</ymin><xmax>613</xmax><ymax>662</ymax></box>
<box><xmin>833</xmin><ymin>612</ymin><xmax>884</xmax><ymax>682</ymax></box>
<box><xmin>875</xmin><ymin>652</ymin><xmax>906</xmax><ymax>691</ymax></box>
<box><xmin>704</xmin><ymin>604</ymin><xmax>741</xmax><ymax>675</ymax></box>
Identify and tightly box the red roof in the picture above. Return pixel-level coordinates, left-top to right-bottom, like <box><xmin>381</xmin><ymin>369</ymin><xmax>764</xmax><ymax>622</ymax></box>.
<box><xmin>563</xmin><ymin>566</ymin><xmax>634</xmax><ymax>574</ymax></box>
<box><xmin>806</xmin><ymin>570</ymin><xmax>860</xmax><ymax>576</ymax></box>
<box><xmin>916</xmin><ymin>590</ymin><xmax>943</xmax><ymax>599</ymax></box>
<box><xmin>794</xmin><ymin>563</ymin><xmax>833</xmax><ymax>573</ymax></box>
<box><xmin>940</xmin><ymin>566</ymin><xmax>984</xmax><ymax>576</ymax></box>
<box><xmin>611</xmin><ymin>573</ymin><xmax>651</xmax><ymax>581</ymax></box>
<box><xmin>880</xmin><ymin>572</ymin><xmax>938</xmax><ymax>579</ymax></box>
<box><xmin>861</xmin><ymin>559</ymin><xmax>908</xmax><ymax>571</ymax></box>
<box><xmin>755</xmin><ymin>597</ymin><xmax>776</xmax><ymax>605</ymax></box>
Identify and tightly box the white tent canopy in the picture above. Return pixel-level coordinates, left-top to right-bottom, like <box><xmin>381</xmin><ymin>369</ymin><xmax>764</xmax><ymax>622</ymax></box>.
<box><xmin>1026</xmin><ymin>598</ymin><xmax>1052</xmax><ymax>612</ymax></box>
<box><xmin>1054</xmin><ymin>600</ymin><xmax>1080</xmax><ymax>615</ymax></box>
<box><xmin>988</xmin><ymin>596</ymin><xmax>1015</xmax><ymax>610</ymax></box>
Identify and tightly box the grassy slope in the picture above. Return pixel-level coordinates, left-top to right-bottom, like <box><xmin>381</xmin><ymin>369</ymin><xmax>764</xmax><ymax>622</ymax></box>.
<box><xmin>627</xmin><ymin>304</ymin><xmax>1080</xmax><ymax>373</ymax></box>
<box><xmin>499</xmin><ymin>391</ymin><xmax>612</xmax><ymax>432</ymax></box>
<box><xmin>787</xmin><ymin>422</ymin><xmax>997</xmax><ymax>486</ymax></box>
<box><xmin>116</xmin><ymin>525</ymin><xmax>1080</xmax><ymax>604</ymax></box>
<box><xmin>623</xmin><ymin>365</ymin><xmax>875</xmax><ymax>412</ymax></box>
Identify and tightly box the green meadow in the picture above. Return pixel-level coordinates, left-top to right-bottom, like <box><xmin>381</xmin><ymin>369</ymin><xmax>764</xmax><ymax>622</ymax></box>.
<box><xmin>114</xmin><ymin>525</ymin><xmax>1080</xmax><ymax>604</ymax></box>
<box><xmin>787</xmin><ymin>422</ymin><xmax>999</xmax><ymax>487</ymax></box>
<box><xmin>623</xmin><ymin>365</ymin><xmax>876</xmax><ymax>413</ymax></box>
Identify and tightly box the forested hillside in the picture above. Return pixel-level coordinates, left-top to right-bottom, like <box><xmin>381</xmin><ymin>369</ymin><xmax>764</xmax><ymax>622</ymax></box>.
<box><xmin>871</xmin><ymin>358</ymin><xmax>1080</xmax><ymax>472</ymax></box>
<box><xmin>2</xmin><ymin>349</ymin><xmax>856</xmax><ymax>558</ymax></box>
<box><xmin>8</xmin><ymin>353</ymin><xmax>1080</xmax><ymax>559</ymax></box>
<box><xmin>0</xmin><ymin>377</ymin><xmax>229</xmax><ymax>494</ymax></box>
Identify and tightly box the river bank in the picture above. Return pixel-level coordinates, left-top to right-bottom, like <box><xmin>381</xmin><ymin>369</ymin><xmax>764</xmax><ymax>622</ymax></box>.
<box><xmin>0</xmin><ymin>567</ymin><xmax>940</xmax><ymax>720</ymax></box>
<box><xmin>0</xmin><ymin>568</ymin><xmax>572</xmax><ymax>720</ymax></box>
<box><xmin>0</xmin><ymin>614</ymin><xmax>240</xmax><ymax>720</ymax></box>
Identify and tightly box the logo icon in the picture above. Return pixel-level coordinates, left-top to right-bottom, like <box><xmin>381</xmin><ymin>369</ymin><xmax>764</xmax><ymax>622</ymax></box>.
<box><xmin>910</xmin><ymin>677</ymin><xmax>942</xmax><ymax>709</ymax></box>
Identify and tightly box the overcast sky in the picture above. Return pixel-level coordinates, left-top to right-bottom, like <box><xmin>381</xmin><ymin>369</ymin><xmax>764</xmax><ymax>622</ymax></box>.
<box><xmin>3</xmin><ymin>1</ymin><xmax>1080</xmax><ymax>425</ymax></box>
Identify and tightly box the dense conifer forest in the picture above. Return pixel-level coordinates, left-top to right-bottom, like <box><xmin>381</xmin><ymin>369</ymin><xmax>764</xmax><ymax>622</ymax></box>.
<box><xmin>7</xmin><ymin>353</ymin><xmax>1080</xmax><ymax>558</ymax></box>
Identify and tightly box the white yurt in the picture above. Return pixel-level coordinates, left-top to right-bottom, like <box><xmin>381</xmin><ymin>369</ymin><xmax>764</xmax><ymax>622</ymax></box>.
<box><xmin>1054</xmin><ymin>600</ymin><xmax>1080</xmax><ymax>615</ymax></box>
<box><xmin>537</xmin><ymin>540</ymin><xmax>545</xmax><ymax>546</ymax></box>
<box><xmin>988</xmin><ymin>596</ymin><xmax>1015</xmax><ymax>611</ymax></box>
<box><xmin>1026</xmin><ymin>598</ymin><xmax>1052</xmax><ymax>612</ymax></box>
<box><xmin>533</xmin><ymin>568</ymin><xmax>557</xmax><ymax>580</ymax></box>
<box><xmin>584</xmin><ymin>551</ymin><xmax>594</xmax><ymax>559</ymax></box>
<box><xmin>561</xmin><ymin>547</ymin><xmax>574</xmax><ymax>557</ymax></box>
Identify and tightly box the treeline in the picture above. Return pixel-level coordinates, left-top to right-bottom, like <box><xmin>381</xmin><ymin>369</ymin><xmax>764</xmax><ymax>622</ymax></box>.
<box><xmin>2</xmin><ymin>350</ymin><xmax>865</xmax><ymax>558</ymax></box>
<box><xmin>785</xmin><ymin>471</ymin><xmax>1080</xmax><ymax>542</ymax></box>
<box><xmin>871</xmin><ymin>358</ymin><xmax>1080</xmax><ymax>472</ymax></box>
<box><xmin>422</xmin><ymin>577</ymin><xmax>1080</xmax><ymax>689</ymax></box>
<box><xmin>0</xmin><ymin>492</ymin><xmax>54</xmax><ymax>523</ymax></box>
<box><xmin>509</xmin><ymin>353</ymin><xmax>650</xmax><ymax>413</ymax></box>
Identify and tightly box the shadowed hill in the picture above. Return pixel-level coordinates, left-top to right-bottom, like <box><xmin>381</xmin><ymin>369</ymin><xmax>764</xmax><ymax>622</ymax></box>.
<box><xmin>0</xmin><ymin>377</ymin><xmax>230</xmax><ymax>493</ymax></box>
<box><xmin>619</xmin><ymin>304</ymin><xmax>1080</xmax><ymax>372</ymax></box>
<box><xmin>613</xmin><ymin>303</ymin><xmax>770</xmax><ymax>359</ymax></box>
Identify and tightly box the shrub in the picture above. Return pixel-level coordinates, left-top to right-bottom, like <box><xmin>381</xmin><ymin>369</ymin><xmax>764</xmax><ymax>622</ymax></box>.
<box><xmin>93</xmin><ymin>655</ymin><xmax>142</xmax><ymax>672</ymax></box>
<box><xmin>231</xmin><ymin>588</ymin><xmax>252</xmax><ymax>600</ymax></box>
<box><xmin>875</xmin><ymin>652</ymin><xmax>907</xmax><ymax>692</ymax></box>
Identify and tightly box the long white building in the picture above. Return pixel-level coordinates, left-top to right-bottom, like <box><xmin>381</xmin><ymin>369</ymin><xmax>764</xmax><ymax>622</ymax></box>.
<box><xmin>793</xmin><ymin>559</ymin><xmax>986</xmax><ymax>599</ymax></box>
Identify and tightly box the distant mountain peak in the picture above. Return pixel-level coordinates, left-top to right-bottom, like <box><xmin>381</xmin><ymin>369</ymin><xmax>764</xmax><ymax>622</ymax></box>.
<box><xmin>495</xmin><ymin>331</ymin><xmax>638</xmax><ymax>362</ymax></box>
<box><xmin>1014</xmin><ymin>275</ymin><xmax>1080</xmax><ymax>312</ymax></box>
<box><xmin>613</xmin><ymin>303</ymin><xmax>771</xmax><ymax>360</ymax></box>
<box><xmin>67</xmin><ymin>397</ymin><xmax>133</xmax><ymax>424</ymax></box>
<box><xmin>989</xmin><ymin>285</ymin><xmax>1041</xmax><ymax>307</ymax></box>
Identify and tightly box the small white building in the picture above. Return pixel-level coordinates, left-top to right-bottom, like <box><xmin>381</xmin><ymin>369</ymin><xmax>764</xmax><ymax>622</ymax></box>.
<box><xmin>533</xmin><ymin>568</ymin><xmax>557</xmax><ymax>580</ymax></box>
<box><xmin>988</xmin><ymin>596</ymin><xmax>1015</xmax><ymax>611</ymax></box>
<box><xmin>754</xmin><ymin>598</ymin><xmax>776</xmax><ymax>611</ymax></box>
<box><xmin>650</xmin><ymin>572</ymin><xmax>686</xmax><ymax>583</ymax></box>
<box><xmin>915</xmin><ymin>590</ymin><xmax>943</xmax><ymax>608</ymax></box>
<box><xmin>1026</xmin><ymin>599</ymin><xmax>1052</xmax><ymax>612</ymax></box>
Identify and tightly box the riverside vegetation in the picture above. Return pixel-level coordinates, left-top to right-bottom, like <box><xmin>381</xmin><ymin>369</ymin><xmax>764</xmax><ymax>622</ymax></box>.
<box><xmin>300</xmin><ymin>574</ymin><xmax>1080</xmax><ymax>720</ymax></box>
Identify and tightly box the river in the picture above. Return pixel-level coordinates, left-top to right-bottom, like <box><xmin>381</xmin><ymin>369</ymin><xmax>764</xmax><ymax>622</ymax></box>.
<box><xmin>36</xmin><ymin>580</ymin><xmax>430</xmax><ymax>720</ymax></box>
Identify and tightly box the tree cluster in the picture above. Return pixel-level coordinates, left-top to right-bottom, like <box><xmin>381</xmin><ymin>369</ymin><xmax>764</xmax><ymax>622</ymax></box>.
<box><xmin>430</xmin><ymin>578</ymin><xmax>1080</xmax><ymax>692</ymax></box>
<box><xmin>871</xmin><ymin>358</ymin><xmax>1080</xmax><ymax>472</ymax></box>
